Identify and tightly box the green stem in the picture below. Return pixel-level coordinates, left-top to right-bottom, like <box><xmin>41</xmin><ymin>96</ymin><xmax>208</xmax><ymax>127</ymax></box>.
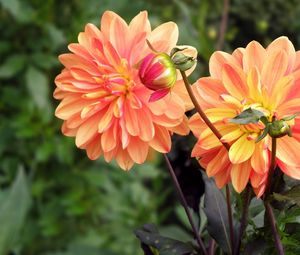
<box><xmin>234</xmin><ymin>186</ymin><xmax>251</xmax><ymax>255</ymax></box>
<box><xmin>181</xmin><ymin>70</ymin><xmax>234</xmax><ymax>254</ymax></box>
<box><xmin>163</xmin><ymin>154</ymin><xmax>208</xmax><ymax>255</ymax></box>
<box><xmin>263</xmin><ymin>137</ymin><xmax>284</xmax><ymax>255</ymax></box>
<box><xmin>265</xmin><ymin>202</ymin><xmax>284</xmax><ymax>255</ymax></box>
<box><xmin>264</xmin><ymin>137</ymin><xmax>277</xmax><ymax>198</ymax></box>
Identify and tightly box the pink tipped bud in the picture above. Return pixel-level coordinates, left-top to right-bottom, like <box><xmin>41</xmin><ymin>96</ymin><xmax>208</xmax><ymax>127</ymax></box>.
<box><xmin>139</xmin><ymin>52</ymin><xmax>177</xmax><ymax>102</ymax></box>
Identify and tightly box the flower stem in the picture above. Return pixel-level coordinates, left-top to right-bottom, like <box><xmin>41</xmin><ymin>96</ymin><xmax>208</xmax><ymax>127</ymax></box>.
<box><xmin>208</xmin><ymin>239</ymin><xmax>216</xmax><ymax>255</ymax></box>
<box><xmin>263</xmin><ymin>137</ymin><xmax>284</xmax><ymax>254</ymax></box>
<box><xmin>163</xmin><ymin>154</ymin><xmax>208</xmax><ymax>255</ymax></box>
<box><xmin>234</xmin><ymin>185</ymin><xmax>251</xmax><ymax>255</ymax></box>
<box><xmin>226</xmin><ymin>184</ymin><xmax>234</xmax><ymax>254</ymax></box>
<box><xmin>180</xmin><ymin>71</ymin><xmax>230</xmax><ymax>150</ymax></box>
<box><xmin>180</xmin><ymin>70</ymin><xmax>234</xmax><ymax>254</ymax></box>
<box><xmin>265</xmin><ymin>202</ymin><xmax>285</xmax><ymax>255</ymax></box>
<box><xmin>216</xmin><ymin>0</ymin><xmax>230</xmax><ymax>50</ymax></box>
<box><xmin>264</xmin><ymin>137</ymin><xmax>277</xmax><ymax>198</ymax></box>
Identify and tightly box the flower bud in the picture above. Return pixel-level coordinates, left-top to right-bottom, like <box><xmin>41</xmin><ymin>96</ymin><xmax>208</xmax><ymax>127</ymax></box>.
<box><xmin>139</xmin><ymin>52</ymin><xmax>177</xmax><ymax>102</ymax></box>
<box><xmin>171</xmin><ymin>52</ymin><xmax>196</xmax><ymax>72</ymax></box>
<box><xmin>268</xmin><ymin>120</ymin><xmax>292</xmax><ymax>138</ymax></box>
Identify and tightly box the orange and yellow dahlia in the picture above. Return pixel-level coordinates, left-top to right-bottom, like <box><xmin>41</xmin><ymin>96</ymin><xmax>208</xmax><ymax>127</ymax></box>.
<box><xmin>54</xmin><ymin>11</ymin><xmax>196</xmax><ymax>170</ymax></box>
<box><xmin>190</xmin><ymin>36</ymin><xmax>300</xmax><ymax>196</ymax></box>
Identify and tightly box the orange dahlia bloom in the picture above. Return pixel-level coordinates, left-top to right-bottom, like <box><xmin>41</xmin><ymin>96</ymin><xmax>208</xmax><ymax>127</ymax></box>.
<box><xmin>54</xmin><ymin>11</ymin><xmax>197</xmax><ymax>170</ymax></box>
<box><xmin>190</xmin><ymin>36</ymin><xmax>300</xmax><ymax>196</ymax></box>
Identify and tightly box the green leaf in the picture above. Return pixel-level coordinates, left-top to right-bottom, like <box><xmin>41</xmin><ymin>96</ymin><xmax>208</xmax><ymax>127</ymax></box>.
<box><xmin>202</xmin><ymin>174</ymin><xmax>231</xmax><ymax>253</ymax></box>
<box><xmin>273</xmin><ymin>185</ymin><xmax>300</xmax><ymax>207</ymax></box>
<box><xmin>134</xmin><ymin>224</ymin><xmax>194</xmax><ymax>255</ymax></box>
<box><xmin>0</xmin><ymin>0</ymin><xmax>34</xmax><ymax>23</ymax></box>
<box><xmin>31</xmin><ymin>53</ymin><xmax>59</xmax><ymax>70</ymax></box>
<box><xmin>0</xmin><ymin>54</ymin><xmax>26</xmax><ymax>78</ymax></box>
<box><xmin>25</xmin><ymin>66</ymin><xmax>51</xmax><ymax>112</ymax></box>
<box><xmin>282</xmin><ymin>113</ymin><xmax>299</xmax><ymax>121</ymax></box>
<box><xmin>0</xmin><ymin>167</ymin><xmax>31</xmax><ymax>254</ymax></box>
<box><xmin>229</xmin><ymin>108</ymin><xmax>265</xmax><ymax>125</ymax></box>
<box><xmin>256</xmin><ymin>126</ymin><xmax>269</xmax><ymax>143</ymax></box>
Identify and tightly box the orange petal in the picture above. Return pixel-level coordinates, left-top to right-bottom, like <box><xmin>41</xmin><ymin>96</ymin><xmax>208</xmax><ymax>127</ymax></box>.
<box><xmin>261</xmin><ymin>50</ymin><xmax>288</xmax><ymax>92</ymax></box>
<box><xmin>214</xmin><ymin>167</ymin><xmax>231</xmax><ymax>189</ymax></box>
<box><xmin>229</xmin><ymin>134</ymin><xmax>255</xmax><ymax>164</ymax></box>
<box><xmin>276</xmin><ymin>136</ymin><xmax>300</xmax><ymax>167</ymax></box>
<box><xmin>243</xmin><ymin>41</ymin><xmax>266</xmax><ymax>72</ymax></box>
<box><xmin>209</xmin><ymin>51</ymin><xmax>240</xmax><ymax>79</ymax></box>
<box><xmin>75</xmin><ymin>115</ymin><xmax>100</xmax><ymax>147</ymax></box>
<box><xmin>109</xmin><ymin>15</ymin><xmax>129</xmax><ymax>57</ymax></box>
<box><xmin>55</xmin><ymin>96</ymin><xmax>92</xmax><ymax>120</ymax></box>
<box><xmin>127</xmin><ymin>137</ymin><xmax>149</xmax><ymax>164</ymax></box>
<box><xmin>147</xmin><ymin>22</ymin><xmax>178</xmax><ymax>53</ymax></box>
<box><xmin>149</xmin><ymin>125</ymin><xmax>171</xmax><ymax>153</ymax></box>
<box><xmin>101</xmin><ymin>11</ymin><xmax>124</xmax><ymax>39</ymax></box>
<box><xmin>137</xmin><ymin>108</ymin><xmax>155</xmax><ymax>141</ymax></box>
<box><xmin>247</xmin><ymin>66</ymin><xmax>262</xmax><ymax>101</ymax></box>
<box><xmin>172</xmin><ymin>80</ymin><xmax>193</xmax><ymax>111</ymax></box>
<box><xmin>222</xmin><ymin>63</ymin><xmax>248</xmax><ymax>100</ymax></box>
<box><xmin>115</xmin><ymin>148</ymin><xmax>134</xmax><ymax>171</ymax></box>
<box><xmin>277</xmin><ymin>160</ymin><xmax>300</xmax><ymax>180</ymax></box>
<box><xmin>168</xmin><ymin>115</ymin><xmax>190</xmax><ymax>135</ymax></box>
<box><xmin>251</xmin><ymin>141</ymin><xmax>270</xmax><ymax>174</ymax></box>
<box><xmin>101</xmin><ymin>123</ymin><xmax>117</xmax><ymax>152</ymax></box>
<box><xmin>85</xmin><ymin>135</ymin><xmax>102</xmax><ymax>160</ymax></box>
<box><xmin>98</xmin><ymin>102</ymin><xmax>116</xmax><ymax>133</ymax></box>
<box><xmin>231</xmin><ymin>161</ymin><xmax>252</xmax><ymax>193</ymax></box>
<box><xmin>232</xmin><ymin>47</ymin><xmax>245</xmax><ymax>67</ymax></box>
<box><xmin>269</xmin><ymin>75</ymin><xmax>294</xmax><ymax>109</ymax></box>
<box><xmin>124</xmin><ymin>103</ymin><xmax>140</xmax><ymax>136</ymax></box>
<box><xmin>188</xmin><ymin>114</ymin><xmax>206</xmax><ymax>138</ymax></box>
<box><xmin>194</xmin><ymin>77</ymin><xmax>227</xmax><ymax>108</ymax></box>
<box><xmin>206</xmin><ymin>147</ymin><xmax>230</xmax><ymax>177</ymax></box>
<box><xmin>277</xmin><ymin>98</ymin><xmax>300</xmax><ymax>117</ymax></box>
<box><xmin>267</xmin><ymin>36</ymin><xmax>295</xmax><ymax>73</ymax></box>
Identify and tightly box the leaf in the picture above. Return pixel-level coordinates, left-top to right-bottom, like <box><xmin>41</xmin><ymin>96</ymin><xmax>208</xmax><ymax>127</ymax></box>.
<box><xmin>31</xmin><ymin>53</ymin><xmax>59</xmax><ymax>70</ymax></box>
<box><xmin>25</xmin><ymin>66</ymin><xmax>51</xmax><ymax>112</ymax></box>
<box><xmin>273</xmin><ymin>185</ymin><xmax>300</xmax><ymax>207</ymax></box>
<box><xmin>229</xmin><ymin>108</ymin><xmax>265</xmax><ymax>125</ymax></box>
<box><xmin>202</xmin><ymin>173</ymin><xmax>231</xmax><ymax>253</ymax></box>
<box><xmin>0</xmin><ymin>0</ymin><xmax>34</xmax><ymax>23</ymax></box>
<box><xmin>0</xmin><ymin>167</ymin><xmax>31</xmax><ymax>254</ymax></box>
<box><xmin>0</xmin><ymin>54</ymin><xmax>26</xmax><ymax>78</ymax></box>
<box><xmin>134</xmin><ymin>224</ymin><xmax>194</xmax><ymax>255</ymax></box>
<box><xmin>282</xmin><ymin>113</ymin><xmax>299</xmax><ymax>121</ymax></box>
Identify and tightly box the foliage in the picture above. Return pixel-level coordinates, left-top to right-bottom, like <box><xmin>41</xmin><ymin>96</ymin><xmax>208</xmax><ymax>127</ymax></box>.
<box><xmin>2</xmin><ymin>0</ymin><xmax>300</xmax><ymax>254</ymax></box>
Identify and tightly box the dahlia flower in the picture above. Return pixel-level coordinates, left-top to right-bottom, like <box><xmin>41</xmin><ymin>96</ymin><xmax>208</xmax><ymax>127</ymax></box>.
<box><xmin>54</xmin><ymin>11</ymin><xmax>197</xmax><ymax>170</ymax></box>
<box><xmin>189</xmin><ymin>36</ymin><xmax>300</xmax><ymax>196</ymax></box>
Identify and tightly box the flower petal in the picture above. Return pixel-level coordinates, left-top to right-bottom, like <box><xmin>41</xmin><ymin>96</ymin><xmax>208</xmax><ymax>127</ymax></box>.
<box><xmin>127</xmin><ymin>137</ymin><xmax>149</xmax><ymax>164</ymax></box>
<box><xmin>243</xmin><ymin>41</ymin><xmax>266</xmax><ymax>72</ymax></box>
<box><xmin>149</xmin><ymin>125</ymin><xmax>171</xmax><ymax>153</ymax></box>
<box><xmin>222</xmin><ymin>63</ymin><xmax>248</xmax><ymax>100</ymax></box>
<box><xmin>231</xmin><ymin>161</ymin><xmax>252</xmax><ymax>193</ymax></box>
<box><xmin>206</xmin><ymin>147</ymin><xmax>230</xmax><ymax>177</ymax></box>
<box><xmin>147</xmin><ymin>22</ymin><xmax>178</xmax><ymax>53</ymax></box>
<box><xmin>229</xmin><ymin>134</ymin><xmax>255</xmax><ymax>164</ymax></box>
<box><xmin>276</xmin><ymin>136</ymin><xmax>300</xmax><ymax>167</ymax></box>
<box><xmin>261</xmin><ymin>50</ymin><xmax>288</xmax><ymax>92</ymax></box>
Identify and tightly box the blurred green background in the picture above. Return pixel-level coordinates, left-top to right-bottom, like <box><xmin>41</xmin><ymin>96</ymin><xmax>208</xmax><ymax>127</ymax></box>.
<box><xmin>1</xmin><ymin>0</ymin><xmax>300</xmax><ymax>254</ymax></box>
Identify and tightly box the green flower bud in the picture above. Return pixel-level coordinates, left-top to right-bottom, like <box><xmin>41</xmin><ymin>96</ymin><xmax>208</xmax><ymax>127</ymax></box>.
<box><xmin>268</xmin><ymin>120</ymin><xmax>292</xmax><ymax>138</ymax></box>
